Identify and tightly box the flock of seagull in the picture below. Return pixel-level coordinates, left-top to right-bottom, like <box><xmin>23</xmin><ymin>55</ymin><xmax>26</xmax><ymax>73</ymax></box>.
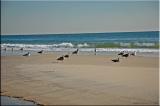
<box><xmin>56</xmin><ymin>49</ymin><xmax>78</xmax><ymax>61</ymax></box>
<box><xmin>22</xmin><ymin>48</ymin><xmax>79</xmax><ymax>62</ymax></box>
<box><xmin>3</xmin><ymin>47</ymin><xmax>136</xmax><ymax>63</ymax></box>
<box><xmin>111</xmin><ymin>51</ymin><xmax>136</xmax><ymax>62</ymax></box>
<box><xmin>23</xmin><ymin>50</ymin><xmax>44</xmax><ymax>56</ymax></box>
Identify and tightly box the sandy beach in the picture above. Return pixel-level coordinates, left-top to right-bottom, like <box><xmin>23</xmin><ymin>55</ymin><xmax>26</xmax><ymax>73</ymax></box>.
<box><xmin>1</xmin><ymin>53</ymin><xmax>159</xmax><ymax>105</ymax></box>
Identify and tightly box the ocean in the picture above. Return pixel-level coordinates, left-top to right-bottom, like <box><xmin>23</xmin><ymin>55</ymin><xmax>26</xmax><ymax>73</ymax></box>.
<box><xmin>1</xmin><ymin>31</ymin><xmax>159</xmax><ymax>57</ymax></box>
<box><xmin>1</xmin><ymin>96</ymin><xmax>37</xmax><ymax>106</ymax></box>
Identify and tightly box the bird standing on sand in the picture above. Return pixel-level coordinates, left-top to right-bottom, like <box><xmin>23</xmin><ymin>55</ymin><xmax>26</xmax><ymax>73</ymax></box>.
<box><xmin>94</xmin><ymin>48</ymin><xmax>96</xmax><ymax>55</ymax></box>
<box><xmin>118</xmin><ymin>51</ymin><xmax>124</xmax><ymax>55</ymax></box>
<box><xmin>4</xmin><ymin>48</ymin><xmax>7</xmax><ymax>51</ymax></box>
<box><xmin>37</xmin><ymin>50</ymin><xmax>43</xmax><ymax>54</ymax></box>
<box><xmin>122</xmin><ymin>53</ymin><xmax>129</xmax><ymax>58</ymax></box>
<box><xmin>57</xmin><ymin>56</ymin><xmax>64</xmax><ymax>61</ymax></box>
<box><xmin>72</xmin><ymin>49</ymin><xmax>79</xmax><ymax>54</ymax></box>
<box><xmin>130</xmin><ymin>51</ymin><xmax>136</xmax><ymax>56</ymax></box>
<box><xmin>20</xmin><ymin>48</ymin><xmax>24</xmax><ymax>51</ymax></box>
<box><xmin>112</xmin><ymin>58</ymin><xmax>120</xmax><ymax>62</ymax></box>
<box><xmin>64</xmin><ymin>54</ymin><xmax>69</xmax><ymax>58</ymax></box>
<box><xmin>23</xmin><ymin>52</ymin><xmax>30</xmax><ymax>56</ymax></box>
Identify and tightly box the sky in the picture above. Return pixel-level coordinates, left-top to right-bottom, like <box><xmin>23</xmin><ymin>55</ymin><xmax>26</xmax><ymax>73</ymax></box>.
<box><xmin>1</xmin><ymin>0</ymin><xmax>159</xmax><ymax>35</ymax></box>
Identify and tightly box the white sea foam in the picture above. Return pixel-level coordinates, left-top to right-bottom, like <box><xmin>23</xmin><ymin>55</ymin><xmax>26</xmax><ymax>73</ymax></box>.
<box><xmin>134</xmin><ymin>42</ymin><xmax>155</xmax><ymax>47</ymax></box>
<box><xmin>53</xmin><ymin>42</ymin><xmax>74</xmax><ymax>47</ymax></box>
<box><xmin>1</xmin><ymin>43</ymin><xmax>86</xmax><ymax>48</ymax></box>
<box><xmin>1</xmin><ymin>43</ymin><xmax>74</xmax><ymax>48</ymax></box>
<box><xmin>77</xmin><ymin>43</ymin><xmax>89</xmax><ymax>47</ymax></box>
<box><xmin>96</xmin><ymin>48</ymin><xmax>159</xmax><ymax>53</ymax></box>
<box><xmin>120</xmin><ymin>43</ymin><xmax>131</xmax><ymax>47</ymax></box>
<box><xmin>1</xmin><ymin>43</ymin><xmax>159</xmax><ymax>53</ymax></box>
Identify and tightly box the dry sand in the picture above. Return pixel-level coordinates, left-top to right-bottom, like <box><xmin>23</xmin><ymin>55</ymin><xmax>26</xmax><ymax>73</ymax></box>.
<box><xmin>1</xmin><ymin>53</ymin><xmax>159</xmax><ymax>105</ymax></box>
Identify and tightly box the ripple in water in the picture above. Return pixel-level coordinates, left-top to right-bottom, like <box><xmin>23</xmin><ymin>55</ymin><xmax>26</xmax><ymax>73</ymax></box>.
<box><xmin>1</xmin><ymin>96</ymin><xmax>37</xmax><ymax>106</ymax></box>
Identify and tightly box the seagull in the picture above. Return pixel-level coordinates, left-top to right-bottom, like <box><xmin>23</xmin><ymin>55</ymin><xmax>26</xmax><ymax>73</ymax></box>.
<box><xmin>118</xmin><ymin>51</ymin><xmax>124</xmax><ymax>55</ymax></box>
<box><xmin>23</xmin><ymin>52</ymin><xmax>30</xmax><ymax>56</ymax></box>
<box><xmin>57</xmin><ymin>56</ymin><xmax>64</xmax><ymax>61</ymax></box>
<box><xmin>37</xmin><ymin>50</ymin><xmax>43</xmax><ymax>54</ymax></box>
<box><xmin>122</xmin><ymin>53</ymin><xmax>129</xmax><ymax>58</ymax></box>
<box><xmin>112</xmin><ymin>58</ymin><xmax>120</xmax><ymax>62</ymax></box>
<box><xmin>4</xmin><ymin>48</ymin><xmax>7</xmax><ymax>51</ymax></box>
<box><xmin>20</xmin><ymin>48</ymin><xmax>24</xmax><ymax>51</ymax></box>
<box><xmin>94</xmin><ymin>48</ymin><xmax>96</xmax><ymax>55</ymax></box>
<box><xmin>72</xmin><ymin>49</ymin><xmax>79</xmax><ymax>54</ymax></box>
<box><xmin>64</xmin><ymin>54</ymin><xmax>69</xmax><ymax>58</ymax></box>
<box><xmin>130</xmin><ymin>51</ymin><xmax>136</xmax><ymax>56</ymax></box>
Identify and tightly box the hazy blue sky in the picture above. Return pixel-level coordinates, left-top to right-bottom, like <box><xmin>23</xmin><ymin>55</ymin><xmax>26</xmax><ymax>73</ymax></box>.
<box><xmin>1</xmin><ymin>1</ymin><xmax>159</xmax><ymax>35</ymax></box>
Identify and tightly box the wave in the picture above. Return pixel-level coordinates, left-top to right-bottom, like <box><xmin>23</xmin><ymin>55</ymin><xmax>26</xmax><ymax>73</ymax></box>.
<box><xmin>1</xmin><ymin>43</ymin><xmax>159</xmax><ymax>53</ymax></box>
<box><xmin>0</xmin><ymin>43</ymin><xmax>90</xmax><ymax>51</ymax></box>
<box><xmin>1</xmin><ymin>42</ymin><xmax>159</xmax><ymax>49</ymax></box>
<box><xmin>96</xmin><ymin>42</ymin><xmax>159</xmax><ymax>48</ymax></box>
<box><xmin>133</xmin><ymin>42</ymin><xmax>155</xmax><ymax>47</ymax></box>
<box><xmin>52</xmin><ymin>43</ymin><xmax>74</xmax><ymax>47</ymax></box>
<box><xmin>95</xmin><ymin>48</ymin><xmax>159</xmax><ymax>53</ymax></box>
<box><xmin>77</xmin><ymin>43</ymin><xmax>89</xmax><ymax>47</ymax></box>
<box><xmin>118</xmin><ymin>42</ymin><xmax>157</xmax><ymax>47</ymax></box>
<box><xmin>1</xmin><ymin>43</ymin><xmax>71</xmax><ymax>48</ymax></box>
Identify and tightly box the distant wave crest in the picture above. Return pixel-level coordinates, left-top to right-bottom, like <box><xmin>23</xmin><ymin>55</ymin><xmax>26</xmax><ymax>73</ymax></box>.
<box><xmin>1</xmin><ymin>43</ymin><xmax>159</xmax><ymax>53</ymax></box>
<box><xmin>1</xmin><ymin>43</ymin><xmax>90</xmax><ymax>49</ymax></box>
<box><xmin>1</xmin><ymin>42</ymin><xmax>158</xmax><ymax>49</ymax></box>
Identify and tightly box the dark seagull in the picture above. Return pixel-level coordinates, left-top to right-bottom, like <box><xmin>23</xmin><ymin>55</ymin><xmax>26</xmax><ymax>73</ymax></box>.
<box><xmin>122</xmin><ymin>53</ymin><xmax>129</xmax><ymax>58</ymax></box>
<box><xmin>64</xmin><ymin>54</ymin><xmax>69</xmax><ymax>58</ymax></box>
<box><xmin>72</xmin><ymin>49</ymin><xmax>79</xmax><ymax>54</ymax></box>
<box><xmin>112</xmin><ymin>58</ymin><xmax>120</xmax><ymax>62</ymax></box>
<box><xmin>94</xmin><ymin>48</ymin><xmax>96</xmax><ymax>55</ymax></box>
<box><xmin>20</xmin><ymin>48</ymin><xmax>24</xmax><ymax>51</ymax></box>
<box><xmin>130</xmin><ymin>51</ymin><xmax>136</xmax><ymax>56</ymax></box>
<box><xmin>118</xmin><ymin>51</ymin><xmax>124</xmax><ymax>55</ymax></box>
<box><xmin>4</xmin><ymin>48</ymin><xmax>7</xmax><ymax>51</ymax></box>
<box><xmin>23</xmin><ymin>52</ymin><xmax>30</xmax><ymax>56</ymax></box>
<box><xmin>37</xmin><ymin>50</ymin><xmax>44</xmax><ymax>54</ymax></box>
<box><xmin>57</xmin><ymin>56</ymin><xmax>64</xmax><ymax>61</ymax></box>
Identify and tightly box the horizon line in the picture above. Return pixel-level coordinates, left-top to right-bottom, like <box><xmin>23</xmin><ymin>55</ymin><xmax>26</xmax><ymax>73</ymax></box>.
<box><xmin>1</xmin><ymin>30</ymin><xmax>159</xmax><ymax>36</ymax></box>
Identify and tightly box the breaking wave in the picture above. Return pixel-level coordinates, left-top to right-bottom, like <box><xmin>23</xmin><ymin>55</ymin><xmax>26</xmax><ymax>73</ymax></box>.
<box><xmin>1</xmin><ymin>43</ymin><xmax>159</xmax><ymax>53</ymax></box>
<box><xmin>1</xmin><ymin>42</ymin><xmax>159</xmax><ymax>49</ymax></box>
<box><xmin>1</xmin><ymin>43</ymin><xmax>89</xmax><ymax>48</ymax></box>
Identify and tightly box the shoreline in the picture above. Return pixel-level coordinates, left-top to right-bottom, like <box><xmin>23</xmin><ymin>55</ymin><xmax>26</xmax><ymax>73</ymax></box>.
<box><xmin>1</xmin><ymin>54</ymin><xmax>159</xmax><ymax>105</ymax></box>
<box><xmin>1</xmin><ymin>47</ymin><xmax>159</xmax><ymax>57</ymax></box>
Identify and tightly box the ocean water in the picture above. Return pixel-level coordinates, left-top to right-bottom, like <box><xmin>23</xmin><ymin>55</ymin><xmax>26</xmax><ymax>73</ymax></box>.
<box><xmin>1</xmin><ymin>31</ymin><xmax>159</xmax><ymax>56</ymax></box>
<box><xmin>1</xmin><ymin>96</ymin><xmax>37</xmax><ymax>106</ymax></box>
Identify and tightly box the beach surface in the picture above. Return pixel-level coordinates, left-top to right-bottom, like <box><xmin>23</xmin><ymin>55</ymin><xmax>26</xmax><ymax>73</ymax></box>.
<box><xmin>1</xmin><ymin>53</ymin><xmax>159</xmax><ymax>105</ymax></box>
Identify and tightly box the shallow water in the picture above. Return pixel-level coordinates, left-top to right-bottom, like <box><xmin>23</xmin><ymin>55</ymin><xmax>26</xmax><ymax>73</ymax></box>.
<box><xmin>1</xmin><ymin>96</ymin><xmax>37</xmax><ymax>105</ymax></box>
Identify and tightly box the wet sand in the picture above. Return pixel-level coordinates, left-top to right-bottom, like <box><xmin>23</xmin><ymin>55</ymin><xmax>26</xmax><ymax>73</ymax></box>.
<box><xmin>1</xmin><ymin>54</ymin><xmax>159</xmax><ymax>105</ymax></box>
